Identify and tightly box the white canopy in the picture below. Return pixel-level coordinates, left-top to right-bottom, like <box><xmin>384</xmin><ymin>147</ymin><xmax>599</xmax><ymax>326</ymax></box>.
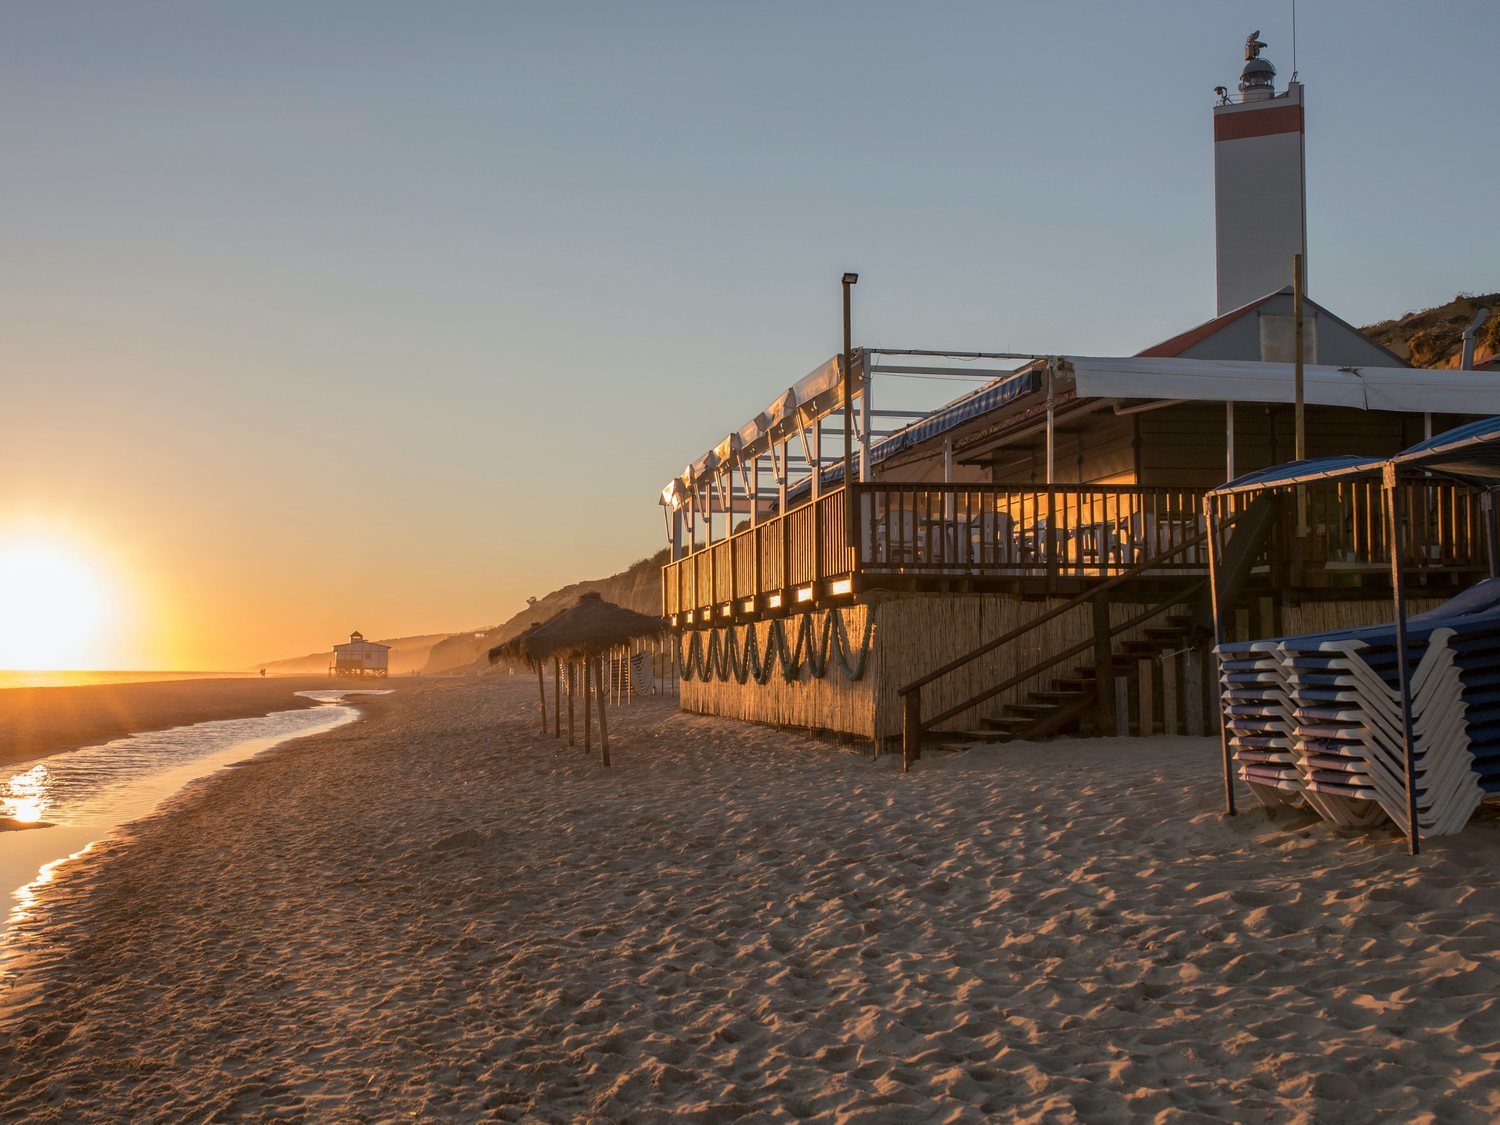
<box><xmin>661</xmin><ymin>355</ymin><xmax>864</xmax><ymax>501</ymax></box>
<box><xmin>1059</xmin><ymin>356</ymin><xmax>1500</xmax><ymax>415</ymax></box>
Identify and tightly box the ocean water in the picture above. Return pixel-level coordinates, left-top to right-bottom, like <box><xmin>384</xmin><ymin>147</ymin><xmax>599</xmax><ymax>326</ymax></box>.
<box><xmin>0</xmin><ymin>690</ymin><xmax>384</xmax><ymax>964</ymax></box>
<box><xmin>0</xmin><ymin>669</ymin><xmax>243</xmax><ymax>691</ymax></box>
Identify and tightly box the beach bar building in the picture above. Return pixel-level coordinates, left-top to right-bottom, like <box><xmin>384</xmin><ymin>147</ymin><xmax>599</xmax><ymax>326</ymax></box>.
<box><xmin>332</xmin><ymin>631</ymin><xmax>390</xmax><ymax>678</ymax></box>
<box><xmin>658</xmin><ymin>34</ymin><xmax>1500</xmax><ymax>758</ymax></box>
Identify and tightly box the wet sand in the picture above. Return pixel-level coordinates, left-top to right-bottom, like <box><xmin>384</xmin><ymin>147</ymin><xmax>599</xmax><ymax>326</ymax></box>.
<box><xmin>0</xmin><ymin>676</ymin><xmax>346</xmax><ymax>769</ymax></box>
<box><xmin>1</xmin><ymin>675</ymin><xmax>1498</xmax><ymax>1121</ymax></box>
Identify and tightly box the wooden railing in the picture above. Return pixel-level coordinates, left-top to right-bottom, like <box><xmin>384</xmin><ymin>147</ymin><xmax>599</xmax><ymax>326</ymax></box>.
<box><xmin>857</xmin><ymin>483</ymin><xmax>1206</xmax><ymax>579</ymax></box>
<box><xmin>662</xmin><ymin>479</ymin><xmax>1489</xmax><ymax>619</ymax></box>
<box><xmin>663</xmin><ymin>488</ymin><xmax>855</xmax><ymax>618</ymax></box>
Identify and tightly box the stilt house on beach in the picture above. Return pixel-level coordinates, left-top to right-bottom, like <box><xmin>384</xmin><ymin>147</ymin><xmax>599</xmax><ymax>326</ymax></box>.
<box><xmin>659</xmin><ymin>35</ymin><xmax>1500</xmax><ymax>755</ymax></box>
<box><xmin>332</xmin><ymin>631</ymin><xmax>390</xmax><ymax>678</ymax></box>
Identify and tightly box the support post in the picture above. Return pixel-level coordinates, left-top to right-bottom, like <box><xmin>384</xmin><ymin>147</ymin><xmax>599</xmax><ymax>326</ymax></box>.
<box><xmin>842</xmin><ymin>273</ymin><xmax>858</xmax><ymax>548</ymax></box>
<box><xmin>1045</xmin><ymin>361</ymin><xmax>1056</xmax><ymax>486</ymax></box>
<box><xmin>595</xmin><ymin>655</ymin><xmax>611</xmax><ymax>768</ymax></box>
<box><xmin>902</xmin><ymin>689</ymin><xmax>921</xmax><ymax>772</ymax></box>
<box><xmin>1385</xmin><ymin>465</ymin><xmax>1420</xmax><ymax>856</ymax></box>
<box><xmin>1486</xmin><ymin>492</ymin><xmax>1498</xmax><ymax>580</ymax></box>
<box><xmin>1294</xmin><ymin>253</ymin><xmax>1308</xmax><ymax>538</ymax></box>
<box><xmin>583</xmin><ymin>657</ymin><xmax>593</xmax><ymax>756</ymax></box>
<box><xmin>536</xmin><ymin>661</ymin><xmax>548</xmax><ymax>736</ymax></box>
<box><xmin>553</xmin><ymin>658</ymin><xmax>561</xmax><ymax>739</ymax></box>
<box><xmin>1092</xmin><ymin>592</ymin><xmax>1115</xmax><ymax>736</ymax></box>
<box><xmin>1225</xmin><ymin>401</ymin><xmax>1236</xmax><ymax>482</ymax></box>
<box><xmin>1205</xmin><ymin>496</ymin><xmax>1235</xmax><ymax>816</ymax></box>
<box><xmin>859</xmin><ymin>350</ymin><xmax>872</xmax><ymax>482</ymax></box>
<box><xmin>567</xmin><ymin>659</ymin><xmax>576</xmax><ymax>746</ymax></box>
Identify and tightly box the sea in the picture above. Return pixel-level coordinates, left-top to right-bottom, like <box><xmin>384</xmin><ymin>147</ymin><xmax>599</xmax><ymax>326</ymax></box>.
<box><xmin>0</xmin><ymin>669</ymin><xmax>246</xmax><ymax>691</ymax></box>
<box><xmin>0</xmin><ymin>688</ymin><xmax>384</xmax><ymax>970</ymax></box>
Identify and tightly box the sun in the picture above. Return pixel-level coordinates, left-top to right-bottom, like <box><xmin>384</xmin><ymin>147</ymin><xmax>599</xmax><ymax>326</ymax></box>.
<box><xmin>0</xmin><ymin>540</ymin><xmax>112</xmax><ymax>670</ymax></box>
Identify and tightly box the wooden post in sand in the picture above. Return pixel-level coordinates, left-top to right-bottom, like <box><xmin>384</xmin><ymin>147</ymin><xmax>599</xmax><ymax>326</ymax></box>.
<box><xmin>553</xmin><ymin>658</ymin><xmax>561</xmax><ymax>739</ymax></box>
<box><xmin>535</xmin><ymin>661</ymin><xmax>548</xmax><ymax>735</ymax></box>
<box><xmin>583</xmin><ymin>658</ymin><xmax>593</xmax><ymax>755</ymax></box>
<box><xmin>567</xmin><ymin>659</ymin><xmax>576</xmax><ymax>747</ymax></box>
<box><xmin>594</xmin><ymin>655</ymin><xmax>611</xmax><ymax>767</ymax></box>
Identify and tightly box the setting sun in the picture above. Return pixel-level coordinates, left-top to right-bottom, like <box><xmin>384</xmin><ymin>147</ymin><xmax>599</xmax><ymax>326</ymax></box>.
<box><xmin>0</xmin><ymin>540</ymin><xmax>112</xmax><ymax>670</ymax></box>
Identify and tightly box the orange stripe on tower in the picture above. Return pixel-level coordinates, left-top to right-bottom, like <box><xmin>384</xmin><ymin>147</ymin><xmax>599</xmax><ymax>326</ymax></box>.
<box><xmin>1214</xmin><ymin>104</ymin><xmax>1304</xmax><ymax>142</ymax></box>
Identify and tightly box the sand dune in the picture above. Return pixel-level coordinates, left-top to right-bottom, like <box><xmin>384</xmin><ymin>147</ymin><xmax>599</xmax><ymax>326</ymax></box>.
<box><xmin>1</xmin><ymin>677</ymin><xmax>1498</xmax><ymax>1121</ymax></box>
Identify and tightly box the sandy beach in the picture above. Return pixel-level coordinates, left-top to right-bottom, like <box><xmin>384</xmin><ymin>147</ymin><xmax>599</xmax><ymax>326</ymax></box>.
<box><xmin>0</xmin><ymin>676</ymin><xmax>342</xmax><ymax>771</ymax></box>
<box><xmin>1</xmin><ymin>675</ymin><xmax>1498</xmax><ymax>1121</ymax></box>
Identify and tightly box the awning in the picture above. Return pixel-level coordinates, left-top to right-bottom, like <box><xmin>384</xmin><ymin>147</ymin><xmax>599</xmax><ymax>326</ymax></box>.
<box><xmin>1061</xmin><ymin>356</ymin><xmax>1500</xmax><ymax>415</ymax></box>
<box><xmin>1211</xmin><ymin>455</ymin><xmax>1386</xmax><ymax>496</ymax></box>
<box><xmin>813</xmin><ymin>364</ymin><xmax>1039</xmax><ymax>490</ymax></box>
<box><xmin>1208</xmin><ymin>418</ymin><xmax>1500</xmax><ymax>499</ymax></box>
<box><xmin>1392</xmin><ymin>417</ymin><xmax>1500</xmax><ymax>487</ymax></box>
<box><xmin>661</xmin><ymin>355</ymin><xmax>864</xmax><ymax>500</ymax></box>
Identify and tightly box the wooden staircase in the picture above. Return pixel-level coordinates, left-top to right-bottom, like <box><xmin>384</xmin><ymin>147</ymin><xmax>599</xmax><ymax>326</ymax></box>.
<box><xmin>925</xmin><ymin>612</ymin><xmax>1197</xmax><ymax>753</ymax></box>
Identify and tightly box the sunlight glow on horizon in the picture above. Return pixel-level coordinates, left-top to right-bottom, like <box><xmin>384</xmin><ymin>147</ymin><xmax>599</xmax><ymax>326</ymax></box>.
<box><xmin>0</xmin><ymin>539</ymin><xmax>115</xmax><ymax>671</ymax></box>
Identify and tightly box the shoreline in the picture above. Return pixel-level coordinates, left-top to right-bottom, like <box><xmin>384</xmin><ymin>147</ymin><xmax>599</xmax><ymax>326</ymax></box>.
<box><xmin>0</xmin><ymin>675</ymin><xmax>398</xmax><ymax>771</ymax></box>
<box><xmin>1</xmin><ymin>676</ymin><xmax>1497</xmax><ymax>1120</ymax></box>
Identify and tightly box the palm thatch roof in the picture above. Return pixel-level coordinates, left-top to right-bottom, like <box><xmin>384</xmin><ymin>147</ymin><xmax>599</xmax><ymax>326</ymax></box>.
<box><xmin>489</xmin><ymin>592</ymin><xmax>661</xmax><ymax>664</ymax></box>
<box><xmin>487</xmin><ymin>621</ymin><xmax>548</xmax><ymax>666</ymax></box>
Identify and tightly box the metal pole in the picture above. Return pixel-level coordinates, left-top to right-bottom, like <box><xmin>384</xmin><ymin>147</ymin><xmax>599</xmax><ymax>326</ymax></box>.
<box><xmin>1205</xmin><ymin>495</ymin><xmax>1235</xmax><ymax>816</ymax></box>
<box><xmin>859</xmin><ymin>350</ymin><xmax>872</xmax><ymax>482</ymax></box>
<box><xmin>1045</xmin><ymin>361</ymin><xmax>1056</xmax><ymax>485</ymax></box>
<box><xmin>842</xmin><ymin>273</ymin><xmax>858</xmax><ymax>546</ymax></box>
<box><xmin>1294</xmin><ymin>253</ymin><xmax>1307</xmax><ymax>537</ymax></box>
<box><xmin>1486</xmin><ymin>492</ymin><xmax>1499</xmax><ymax>580</ymax></box>
<box><xmin>1225</xmin><ymin>401</ymin><xmax>1236</xmax><ymax>482</ymax></box>
<box><xmin>1384</xmin><ymin>464</ymin><xmax>1420</xmax><ymax>856</ymax></box>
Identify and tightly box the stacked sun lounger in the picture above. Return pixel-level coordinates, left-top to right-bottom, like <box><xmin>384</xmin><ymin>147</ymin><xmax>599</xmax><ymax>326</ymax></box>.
<box><xmin>1218</xmin><ymin>580</ymin><xmax>1500</xmax><ymax>837</ymax></box>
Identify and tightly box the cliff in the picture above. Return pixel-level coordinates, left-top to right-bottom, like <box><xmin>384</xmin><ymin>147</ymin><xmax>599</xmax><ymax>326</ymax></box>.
<box><xmin>421</xmin><ymin>548</ymin><xmax>668</xmax><ymax>674</ymax></box>
<box><xmin>1361</xmin><ymin>292</ymin><xmax>1499</xmax><ymax>369</ymax></box>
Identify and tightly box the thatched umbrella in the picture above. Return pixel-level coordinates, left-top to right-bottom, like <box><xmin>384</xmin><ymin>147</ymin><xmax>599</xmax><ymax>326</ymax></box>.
<box><xmin>489</xmin><ymin>620</ymin><xmax>558</xmax><ymax>737</ymax></box>
<box><xmin>507</xmin><ymin>593</ymin><xmax>662</xmax><ymax>767</ymax></box>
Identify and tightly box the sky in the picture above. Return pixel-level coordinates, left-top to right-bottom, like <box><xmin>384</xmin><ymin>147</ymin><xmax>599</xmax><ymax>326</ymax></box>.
<box><xmin>2</xmin><ymin>1</ymin><xmax>1496</xmax><ymax>670</ymax></box>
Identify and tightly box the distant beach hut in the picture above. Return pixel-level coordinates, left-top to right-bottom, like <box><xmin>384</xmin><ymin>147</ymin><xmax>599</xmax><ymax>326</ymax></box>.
<box><xmin>489</xmin><ymin>593</ymin><xmax>662</xmax><ymax>766</ymax></box>
<box><xmin>331</xmin><ymin>631</ymin><xmax>389</xmax><ymax>678</ymax></box>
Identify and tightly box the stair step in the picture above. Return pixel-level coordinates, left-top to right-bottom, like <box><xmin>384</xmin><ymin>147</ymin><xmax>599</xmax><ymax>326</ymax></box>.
<box><xmin>980</xmin><ymin>714</ymin><xmax>1034</xmax><ymax>731</ymax></box>
<box><xmin>1055</xmin><ymin>676</ymin><xmax>1095</xmax><ymax>691</ymax></box>
<box><xmin>1005</xmin><ymin>702</ymin><xmax>1063</xmax><ymax>718</ymax></box>
<box><xmin>1143</xmin><ymin>627</ymin><xmax>1188</xmax><ymax>641</ymax></box>
<box><xmin>932</xmin><ymin>729</ymin><xmax>1013</xmax><ymax>745</ymax></box>
<box><xmin>1030</xmin><ymin>689</ymin><xmax>1088</xmax><ymax>703</ymax></box>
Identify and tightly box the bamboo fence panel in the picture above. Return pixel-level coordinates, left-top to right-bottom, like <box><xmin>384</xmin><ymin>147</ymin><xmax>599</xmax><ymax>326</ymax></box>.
<box><xmin>677</xmin><ymin>604</ymin><xmax>876</xmax><ymax>738</ymax></box>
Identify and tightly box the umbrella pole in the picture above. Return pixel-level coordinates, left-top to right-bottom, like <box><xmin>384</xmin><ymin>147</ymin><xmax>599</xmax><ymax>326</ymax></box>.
<box><xmin>1385</xmin><ymin>466</ymin><xmax>1420</xmax><ymax>856</ymax></box>
<box><xmin>553</xmin><ymin>658</ymin><xmax>561</xmax><ymax>739</ymax></box>
<box><xmin>584</xmin><ymin>658</ymin><xmax>593</xmax><ymax>756</ymax></box>
<box><xmin>595</xmin><ymin>655</ymin><xmax>611</xmax><ymax>767</ymax></box>
<box><xmin>1206</xmin><ymin>495</ymin><xmax>1234</xmax><ymax>817</ymax></box>
<box><xmin>567</xmin><ymin>660</ymin><xmax>576</xmax><ymax>747</ymax></box>
<box><xmin>536</xmin><ymin>662</ymin><xmax>547</xmax><ymax>736</ymax></box>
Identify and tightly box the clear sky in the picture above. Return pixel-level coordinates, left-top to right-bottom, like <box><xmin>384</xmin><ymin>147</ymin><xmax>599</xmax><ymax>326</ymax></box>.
<box><xmin>3</xmin><ymin>1</ymin><xmax>1495</xmax><ymax>669</ymax></box>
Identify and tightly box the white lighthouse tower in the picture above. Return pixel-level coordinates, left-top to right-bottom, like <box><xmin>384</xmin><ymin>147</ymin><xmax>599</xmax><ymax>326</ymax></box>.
<box><xmin>1212</xmin><ymin>32</ymin><xmax>1307</xmax><ymax>315</ymax></box>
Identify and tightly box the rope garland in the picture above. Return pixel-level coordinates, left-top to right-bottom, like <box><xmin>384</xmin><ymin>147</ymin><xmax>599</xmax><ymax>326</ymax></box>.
<box><xmin>678</xmin><ymin>608</ymin><xmax>875</xmax><ymax>684</ymax></box>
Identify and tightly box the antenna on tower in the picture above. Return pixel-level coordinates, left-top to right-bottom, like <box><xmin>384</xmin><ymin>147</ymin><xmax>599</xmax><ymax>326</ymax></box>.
<box><xmin>1291</xmin><ymin>0</ymin><xmax>1298</xmax><ymax>80</ymax></box>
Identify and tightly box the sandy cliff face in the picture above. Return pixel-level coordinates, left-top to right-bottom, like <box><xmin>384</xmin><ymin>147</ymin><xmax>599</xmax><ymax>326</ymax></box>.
<box><xmin>421</xmin><ymin>549</ymin><xmax>667</xmax><ymax>674</ymax></box>
<box><xmin>1362</xmin><ymin>292</ymin><xmax>1500</xmax><ymax>368</ymax></box>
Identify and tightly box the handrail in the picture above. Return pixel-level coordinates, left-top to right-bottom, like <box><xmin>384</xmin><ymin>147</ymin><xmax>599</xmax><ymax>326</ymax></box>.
<box><xmin>897</xmin><ymin>528</ymin><xmax>1209</xmax><ymax>697</ymax></box>
<box><xmin>920</xmin><ymin>580</ymin><xmax>1205</xmax><ymax>730</ymax></box>
<box><xmin>898</xmin><ymin>526</ymin><xmax>1213</xmax><ymax>771</ymax></box>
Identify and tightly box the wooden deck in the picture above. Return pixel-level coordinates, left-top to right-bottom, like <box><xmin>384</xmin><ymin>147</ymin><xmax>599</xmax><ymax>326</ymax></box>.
<box><xmin>663</xmin><ymin>479</ymin><xmax>1491</xmax><ymax>625</ymax></box>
